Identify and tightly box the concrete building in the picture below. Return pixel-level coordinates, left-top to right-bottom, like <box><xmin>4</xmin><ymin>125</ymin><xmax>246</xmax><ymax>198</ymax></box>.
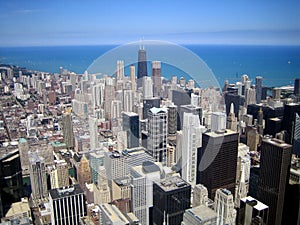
<box><xmin>181</xmin><ymin>205</ymin><xmax>217</xmax><ymax>225</ymax></box>
<box><xmin>130</xmin><ymin>161</ymin><xmax>161</xmax><ymax>225</ymax></box>
<box><xmin>214</xmin><ymin>189</ymin><xmax>236</xmax><ymax>225</ymax></box>
<box><xmin>49</xmin><ymin>185</ymin><xmax>86</xmax><ymax>225</ymax></box>
<box><xmin>147</xmin><ymin>107</ymin><xmax>168</xmax><ymax>165</ymax></box>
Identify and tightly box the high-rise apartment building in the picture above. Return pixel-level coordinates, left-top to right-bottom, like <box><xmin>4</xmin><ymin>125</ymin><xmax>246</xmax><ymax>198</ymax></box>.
<box><xmin>147</xmin><ymin>107</ymin><xmax>168</xmax><ymax>165</ymax></box>
<box><xmin>89</xmin><ymin>116</ymin><xmax>98</xmax><ymax>150</ymax></box>
<box><xmin>116</xmin><ymin>60</ymin><xmax>124</xmax><ymax>81</ymax></box>
<box><xmin>167</xmin><ymin>105</ymin><xmax>177</xmax><ymax>135</ymax></box>
<box><xmin>255</xmin><ymin>76</ymin><xmax>263</xmax><ymax>104</ymax></box>
<box><xmin>199</xmin><ymin>129</ymin><xmax>239</xmax><ymax>200</ymax></box>
<box><xmin>29</xmin><ymin>154</ymin><xmax>48</xmax><ymax>200</ymax></box>
<box><xmin>153</xmin><ymin>176</ymin><xmax>191</xmax><ymax>225</ymax></box>
<box><xmin>193</xmin><ymin>184</ymin><xmax>209</xmax><ymax>207</ymax></box>
<box><xmin>257</xmin><ymin>138</ymin><xmax>292</xmax><ymax>225</ymax></box>
<box><xmin>49</xmin><ymin>184</ymin><xmax>86</xmax><ymax>225</ymax></box>
<box><xmin>62</xmin><ymin>113</ymin><xmax>74</xmax><ymax>149</ymax></box>
<box><xmin>130</xmin><ymin>64</ymin><xmax>136</xmax><ymax>91</ymax></box>
<box><xmin>49</xmin><ymin>159</ymin><xmax>69</xmax><ymax>189</ymax></box>
<box><xmin>143</xmin><ymin>76</ymin><xmax>153</xmax><ymax>99</ymax></box>
<box><xmin>152</xmin><ymin>61</ymin><xmax>162</xmax><ymax>97</ymax></box>
<box><xmin>214</xmin><ymin>188</ymin><xmax>236</xmax><ymax>225</ymax></box>
<box><xmin>211</xmin><ymin>112</ymin><xmax>226</xmax><ymax>132</ymax></box>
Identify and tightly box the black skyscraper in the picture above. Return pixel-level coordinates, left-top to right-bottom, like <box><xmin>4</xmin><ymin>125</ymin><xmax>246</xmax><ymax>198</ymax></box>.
<box><xmin>137</xmin><ymin>47</ymin><xmax>147</xmax><ymax>88</ymax></box>
<box><xmin>294</xmin><ymin>78</ymin><xmax>300</xmax><ymax>96</ymax></box>
<box><xmin>0</xmin><ymin>149</ymin><xmax>23</xmax><ymax>217</ymax></box>
<box><xmin>198</xmin><ymin>129</ymin><xmax>238</xmax><ymax>200</ymax></box>
<box><xmin>257</xmin><ymin>138</ymin><xmax>292</xmax><ymax>225</ymax></box>
<box><xmin>153</xmin><ymin>176</ymin><xmax>191</xmax><ymax>225</ymax></box>
<box><xmin>122</xmin><ymin>112</ymin><xmax>139</xmax><ymax>148</ymax></box>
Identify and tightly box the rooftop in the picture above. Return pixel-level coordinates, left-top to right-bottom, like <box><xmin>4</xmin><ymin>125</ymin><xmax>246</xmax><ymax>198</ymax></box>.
<box><xmin>156</xmin><ymin>176</ymin><xmax>190</xmax><ymax>192</ymax></box>
<box><xmin>49</xmin><ymin>184</ymin><xmax>84</xmax><ymax>199</ymax></box>
<box><xmin>185</xmin><ymin>205</ymin><xmax>217</xmax><ymax>221</ymax></box>
<box><xmin>205</xmin><ymin>129</ymin><xmax>237</xmax><ymax>138</ymax></box>
<box><xmin>241</xmin><ymin>196</ymin><xmax>269</xmax><ymax>211</ymax></box>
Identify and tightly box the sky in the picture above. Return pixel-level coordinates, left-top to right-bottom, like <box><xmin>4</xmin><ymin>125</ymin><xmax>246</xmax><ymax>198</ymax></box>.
<box><xmin>0</xmin><ymin>0</ymin><xmax>300</xmax><ymax>46</ymax></box>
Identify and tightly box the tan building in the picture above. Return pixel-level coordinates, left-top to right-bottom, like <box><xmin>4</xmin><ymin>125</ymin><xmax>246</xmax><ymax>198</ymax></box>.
<box><xmin>77</xmin><ymin>154</ymin><xmax>91</xmax><ymax>191</ymax></box>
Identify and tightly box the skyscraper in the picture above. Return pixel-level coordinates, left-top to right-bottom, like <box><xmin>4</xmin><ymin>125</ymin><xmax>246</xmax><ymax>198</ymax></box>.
<box><xmin>294</xmin><ymin>78</ymin><xmax>300</xmax><ymax>97</ymax></box>
<box><xmin>199</xmin><ymin>129</ymin><xmax>239</xmax><ymax>200</ymax></box>
<box><xmin>29</xmin><ymin>154</ymin><xmax>48</xmax><ymax>200</ymax></box>
<box><xmin>152</xmin><ymin>61</ymin><xmax>162</xmax><ymax>97</ymax></box>
<box><xmin>49</xmin><ymin>159</ymin><xmax>69</xmax><ymax>189</ymax></box>
<box><xmin>122</xmin><ymin>112</ymin><xmax>139</xmax><ymax>149</ymax></box>
<box><xmin>130</xmin><ymin>64</ymin><xmax>136</xmax><ymax>91</ymax></box>
<box><xmin>116</xmin><ymin>60</ymin><xmax>124</xmax><ymax>81</ymax></box>
<box><xmin>255</xmin><ymin>76</ymin><xmax>263</xmax><ymax>104</ymax></box>
<box><xmin>238</xmin><ymin>196</ymin><xmax>269</xmax><ymax>225</ymax></box>
<box><xmin>153</xmin><ymin>176</ymin><xmax>191</xmax><ymax>225</ymax></box>
<box><xmin>62</xmin><ymin>113</ymin><xmax>74</xmax><ymax>149</ymax></box>
<box><xmin>49</xmin><ymin>184</ymin><xmax>86</xmax><ymax>225</ymax></box>
<box><xmin>257</xmin><ymin>138</ymin><xmax>292</xmax><ymax>225</ymax></box>
<box><xmin>142</xmin><ymin>76</ymin><xmax>153</xmax><ymax>99</ymax></box>
<box><xmin>89</xmin><ymin>116</ymin><xmax>98</xmax><ymax>150</ymax></box>
<box><xmin>89</xmin><ymin>151</ymin><xmax>105</xmax><ymax>183</ymax></box>
<box><xmin>211</xmin><ymin>112</ymin><xmax>226</xmax><ymax>132</ymax></box>
<box><xmin>130</xmin><ymin>161</ymin><xmax>161</xmax><ymax>225</ymax></box>
<box><xmin>77</xmin><ymin>155</ymin><xmax>91</xmax><ymax>191</ymax></box>
<box><xmin>137</xmin><ymin>46</ymin><xmax>147</xmax><ymax>88</ymax></box>
<box><xmin>214</xmin><ymin>188</ymin><xmax>236</xmax><ymax>225</ymax></box>
<box><xmin>293</xmin><ymin>113</ymin><xmax>300</xmax><ymax>156</ymax></box>
<box><xmin>147</xmin><ymin>107</ymin><xmax>168</xmax><ymax>165</ymax></box>
<box><xmin>167</xmin><ymin>105</ymin><xmax>178</xmax><ymax>135</ymax></box>
<box><xmin>181</xmin><ymin>112</ymin><xmax>206</xmax><ymax>186</ymax></box>
<box><xmin>193</xmin><ymin>184</ymin><xmax>209</xmax><ymax>207</ymax></box>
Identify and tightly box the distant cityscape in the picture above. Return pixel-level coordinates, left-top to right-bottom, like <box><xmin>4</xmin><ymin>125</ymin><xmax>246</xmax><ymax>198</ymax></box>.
<box><xmin>0</xmin><ymin>45</ymin><xmax>299</xmax><ymax>225</ymax></box>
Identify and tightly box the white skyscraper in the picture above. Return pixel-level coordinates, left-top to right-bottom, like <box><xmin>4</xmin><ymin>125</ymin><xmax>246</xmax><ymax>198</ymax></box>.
<box><xmin>116</xmin><ymin>60</ymin><xmax>124</xmax><ymax>81</ymax></box>
<box><xmin>111</xmin><ymin>100</ymin><xmax>122</xmax><ymax>119</ymax></box>
<box><xmin>147</xmin><ymin>107</ymin><xmax>168</xmax><ymax>165</ymax></box>
<box><xmin>211</xmin><ymin>112</ymin><xmax>226</xmax><ymax>132</ymax></box>
<box><xmin>214</xmin><ymin>189</ymin><xmax>237</xmax><ymax>225</ymax></box>
<box><xmin>131</xmin><ymin>161</ymin><xmax>161</xmax><ymax>225</ymax></box>
<box><xmin>89</xmin><ymin>116</ymin><xmax>98</xmax><ymax>150</ymax></box>
<box><xmin>130</xmin><ymin>64</ymin><xmax>137</xmax><ymax>91</ymax></box>
<box><xmin>182</xmin><ymin>112</ymin><xmax>206</xmax><ymax>186</ymax></box>
<box><xmin>143</xmin><ymin>76</ymin><xmax>153</xmax><ymax>99</ymax></box>
<box><xmin>92</xmin><ymin>83</ymin><xmax>105</xmax><ymax>108</ymax></box>
<box><xmin>123</xmin><ymin>89</ymin><xmax>134</xmax><ymax>112</ymax></box>
<box><xmin>193</xmin><ymin>184</ymin><xmax>209</xmax><ymax>207</ymax></box>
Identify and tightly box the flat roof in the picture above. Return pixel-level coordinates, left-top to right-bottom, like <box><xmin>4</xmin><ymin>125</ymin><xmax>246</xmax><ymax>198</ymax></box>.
<box><xmin>49</xmin><ymin>184</ymin><xmax>83</xmax><ymax>199</ymax></box>
<box><xmin>241</xmin><ymin>196</ymin><xmax>268</xmax><ymax>211</ymax></box>
<box><xmin>5</xmin><ymin>199</ymin><xmax>30</xmax><ymax>217</ymax></box>
<box><xmin>186</xmin><ymin>205</ymin><xmax>217</xmax><ymax>221</ymax></box>
<box><xmin>205</xmin><ymin>129</ymin><xmax>237</xmax><ymax>138</ymax></box>
<box><xmin>155</xmin><ymin>176</ymin><xmax>190</xmax><ymax>192</ymax></box>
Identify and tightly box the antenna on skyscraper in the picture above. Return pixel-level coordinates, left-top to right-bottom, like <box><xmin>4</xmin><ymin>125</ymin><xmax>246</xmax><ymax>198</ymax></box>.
<box><xmin>139</xmin><ymin>37</ymin><xmax>145</xmax><ymax>50</ymax></box>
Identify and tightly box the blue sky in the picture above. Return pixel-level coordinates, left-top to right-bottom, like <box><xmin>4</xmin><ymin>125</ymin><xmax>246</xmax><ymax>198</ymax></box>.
<box><xmin>0</xmin><ymin>0</ymin><xmax>300</xmax><ymax>46</ymax></box>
